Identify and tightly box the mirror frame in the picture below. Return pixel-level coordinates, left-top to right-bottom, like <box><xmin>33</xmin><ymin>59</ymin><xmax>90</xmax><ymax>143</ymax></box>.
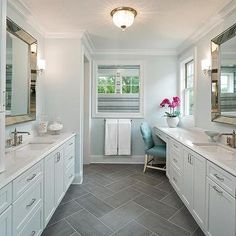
<box><xmin>211</xmin><ymin>23</ymin><xmax>236</xmax><ymax>125</ymax></box>
<box><xmin>6</xmin><ymin>18</ymin><xmax>37</xmax><ymax>126</ymax></box>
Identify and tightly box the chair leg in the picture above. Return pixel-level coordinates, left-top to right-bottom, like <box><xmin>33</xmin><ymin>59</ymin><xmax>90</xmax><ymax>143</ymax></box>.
<box><xmin>143</xmin><ymin>154</ymin><xmax>148</xmax><ymax>173</ymax></box>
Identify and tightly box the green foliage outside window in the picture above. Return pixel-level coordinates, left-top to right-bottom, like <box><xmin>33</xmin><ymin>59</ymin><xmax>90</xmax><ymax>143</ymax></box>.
<box><xmin>98</xmin><ymin>76</ymin><xmax>140</xmax><ymax>94</ymax></box>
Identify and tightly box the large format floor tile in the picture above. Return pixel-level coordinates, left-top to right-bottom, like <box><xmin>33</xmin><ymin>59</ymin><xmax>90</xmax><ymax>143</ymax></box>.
<box><xmin>134</xmin><ymin>194</ymin><xmax>178</xmax><ymax>219</ymax></box>
<box><xmin>61</xmin><ymin>185</ymin><xmax>88</xmax><ymax>204</ymax></box>
<box><xmin>66</xmin><ymin>209</ymin><xmax>112</xmax><ymax>236</ymax></box>
<box><xmin>100</xmin><ymin>201</ymin><xmax>145</xmax><ymax>231</ymax></box>
<box><xmin>169</xmin><ymin>207</ymin><xmax>199</xmax><ymax>233</ymax></box>
<box><xmin>136</xmin><ymin>211</ymin><xmax>190</xmax><ymax>236</ymax></box>
<box><xmin>42</xmin><ymin>164</ymin><xmax>204</xmax><ymax>236</ymax></box>
<box><xmin>75</xmin><ymin>193</ymin><xmax>114</xmax><ymax>218</ymax></box>
<box><xmin>132</xmin><ymin>181</ymin><xmax>169</xmax><ymax>200</ymax></box>
<box><xmin>160</xmin><ymin>191</ymin><xmax>184</xmax><ymax>209</ymax></box>
<box><xmin>42</xmin><ymin>219</ymin><xmax>75</xmax><ymax>236</ymax></box>
<box><xmin>104</xmin><ymin>187</ymin><xmax>141</xmax><ymax>208</ymax></box>
<box><xmin>105</xmin><ymin>177</ymin><xmax>138</xmax><ymax>192</ymax></box>
<box><xmin>48</xmin><ymin>200</ymin><xmax>83</xmax><ymax>225</ymax></box>
<box><xmin>112</xmin><ymin>220</ymin><xmax>152</xmax><ymax>236</ymax></box>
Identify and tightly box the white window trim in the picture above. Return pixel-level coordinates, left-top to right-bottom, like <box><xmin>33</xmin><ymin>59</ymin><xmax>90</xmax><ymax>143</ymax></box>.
<box><xmin>180</xmin><ymin>55</ymin><xmax>195</xmax><ymax>118</ymax></box>
<box><xmin>92</xmin><ymin>60</ymin><xmax>145</xmax><ymax>118</ymax></box>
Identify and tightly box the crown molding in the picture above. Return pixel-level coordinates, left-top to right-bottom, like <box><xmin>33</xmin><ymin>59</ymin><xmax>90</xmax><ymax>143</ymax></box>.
<box><xmin>93</xmin><ymin>48</ymin><xmax>177</xmax><ymax>56</ymax></box>
<box><xmin>177</xmin><ymin>0</ymin><xmax>236</xmax><ymax>54</ymax></box>
<box><xmin>9</xmin><ymin>0</ymin><xmax>46</xmax><ymax>37</ymax></box>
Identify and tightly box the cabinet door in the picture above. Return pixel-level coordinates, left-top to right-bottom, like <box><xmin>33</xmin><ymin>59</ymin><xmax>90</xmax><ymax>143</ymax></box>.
<box><xmin>206</xmin><ymin>178</ymin><xmax>235</xmax><ymax>236</ymax></box>
<box><xmin>182</xmin><ymin>149</ymin><xmax>193</xmax><ymax>208</ymax></box>
<box><xmin>0</xmin><ymin>206</ymin><xmax>12</xmax><ymax>236</ymax></box>
<box><xmin>192</xmin><ymin>153</ymin><xmax>206</xmax><ymax>227</ymax></box>
<box><xmin>44</xmin><ymin>153</ymin><xmax>55</xmax><ymax>226</ymax></box>
<box><xmin>54</xmin><ymin>149</ymin><xmax>64</xmax><ymax>206</ymax></box>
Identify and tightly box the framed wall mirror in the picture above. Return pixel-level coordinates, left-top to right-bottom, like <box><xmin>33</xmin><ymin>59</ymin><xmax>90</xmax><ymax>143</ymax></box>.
<box><xmin>211</xmin><ymin>23</ymin><xmax>236</xmax><ymax>125</ymax></box>
<box><xmin>6</xmin><ymin>18</ymin><xmax>37</xmax><ymax>126</ymax></box>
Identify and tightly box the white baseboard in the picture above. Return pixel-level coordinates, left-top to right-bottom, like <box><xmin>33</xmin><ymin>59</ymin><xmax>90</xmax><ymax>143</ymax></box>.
<box><xmin>73</xmin><ymin>173</ymin><xmax>83</xmax><ymax>184</ymax></box>
<box><xmin>90</xmin><ymin>155</ymin><xmax>145</xmax><ymax>164</ymax></box>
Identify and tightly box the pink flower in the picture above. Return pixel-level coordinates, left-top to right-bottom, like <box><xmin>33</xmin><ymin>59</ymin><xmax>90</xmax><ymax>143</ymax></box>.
<box><xmin>160</xmin><ymin>98</ymin><xmax>171</xmax><ymax>107</ymax></box>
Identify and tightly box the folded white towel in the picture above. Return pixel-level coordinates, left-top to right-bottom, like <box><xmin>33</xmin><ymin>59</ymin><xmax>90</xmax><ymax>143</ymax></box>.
<box><xmin>105</xmin><ymin>119</ymin><xmax>118</xmax><ymax>155</ymax></box>
<box><xmin>118</xmin><ymin>119</ymin><xmax>131</xmax><ymax>155</ymax></box>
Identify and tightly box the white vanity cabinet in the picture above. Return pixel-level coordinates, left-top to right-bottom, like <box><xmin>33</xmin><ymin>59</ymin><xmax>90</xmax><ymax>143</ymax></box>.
<box><xmin>44</xmin><ymin>136</ymin><xmax>75</xmax><ymax>227</ymax></box>
<box><xmin>182</xmin><ymin>148</ymin><xmax>206</xmax><ymax>228</ymax></box>
<box><xmin>44</xmin><ymin>147</ymin><xmax>64</xmax><ymax>226</ymax></box>
<box><xmin>0</xmin><ymin>183</ymin><xmax>12</xmax><ymax>236</ymax></box>
<box><xmin>206</xmin><ymin>162</ymin><xmax>236</xmax><ymax>236</ymax></box>
<box><xmin>164</xmin><ymin>136</ymin><xmax>207</xmax><ymax>232</ymax></box>
<box><xmin>0</xmin><ymin>206</ymin><xmax>12</xmax><ymax>236</ymax></box>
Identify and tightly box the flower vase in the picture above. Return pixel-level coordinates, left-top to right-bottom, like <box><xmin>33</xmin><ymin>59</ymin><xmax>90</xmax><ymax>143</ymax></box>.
<box><xmin>166</xmin><ymin>117</ymin><xmax>179</xmax><ymax>128</ymax></box>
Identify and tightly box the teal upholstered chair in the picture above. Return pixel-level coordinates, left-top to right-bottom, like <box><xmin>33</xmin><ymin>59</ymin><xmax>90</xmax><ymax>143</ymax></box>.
<box><xmin>140</xmin><ymin>122</ymin><xmax>166</xmax><ymax>173</ymax></box>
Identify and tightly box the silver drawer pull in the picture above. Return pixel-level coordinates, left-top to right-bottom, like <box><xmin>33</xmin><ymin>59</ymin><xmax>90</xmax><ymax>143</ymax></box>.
<box><xmin>26</xmin><ymin>198</ymin><xmax>36</xmax><ymax>207</ymax></box>
<box><xmin>27</xmin><ymin>174</ymin><xmax>37</xmax><ymax>182</ymax></box>
<box><xmin>69</xmin><ymin>142</ymin><xmax>73</xmax><ymax>146</ymax></box>
<box><xmin>69</xmin><ymin>155</ymin><xmax>73</xmax><ymax>160</ymax></box>
<box><xmin>69</xmin><ymin>174</ymin><xmax>73</xmax><ymax>179</ymax></box>
<box><xmin>31</xmin><ymin>231</ymin><xmax>36</xmax><ymax>236</ymax></box>
<box><xmin>173</xmin><ymin>158</ymin><xmax>178</xmax><ymax>163</ymax></box>
<box><xmin>214</xmin><ymin>174</ymin><xmax>224</xmax><ymax>182</ymax></box>
<box><xmin>213</xmin><ymin>186</ymin><xmax>223</xmax><ymax>195</ymax></box>
<box><xmin>173</xmin><ymin>144</ymin><xmax>178</xmax><ymax>149</ymax></box>
<box><xmin>173</xmin><ymin>177</ymin><xmax>177</xmax><ymax>183</ymax></box>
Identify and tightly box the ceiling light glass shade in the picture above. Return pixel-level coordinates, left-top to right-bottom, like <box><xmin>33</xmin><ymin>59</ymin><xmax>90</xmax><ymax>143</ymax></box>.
<box><xmin>111</xmin><ymin>7</ymin><xmax>137</xmax><ymax>31</ymax></box>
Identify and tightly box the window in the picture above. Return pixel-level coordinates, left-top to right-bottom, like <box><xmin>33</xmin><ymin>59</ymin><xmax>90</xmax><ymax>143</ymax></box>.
<box><xmin>182</xmin><ymin>59</ymin><xmax>194</xmax><ymax>116</ymax></box>
<box><xmin>93</xmin><ymin>63</ymin><xmax>144</xmax><ymax>118</ymax></box>
<box><xmin>221</xmin><ymin>73</ymin><xmax>234</xmax><ymax>93</ymax></box>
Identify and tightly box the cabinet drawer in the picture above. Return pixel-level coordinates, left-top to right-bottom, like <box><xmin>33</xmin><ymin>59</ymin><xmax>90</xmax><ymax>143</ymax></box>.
<box><xmin>64</xmin><ymin>137</ymin><xmax>75</xmax><ymax>153</ymax></box>
<box><xmin>170</xmin><ymin>140</ymin><xmax>183</xmax><ymax>172</ymax></box>
<box><xmin>64</xmin><ymin>163</ymin><xmax>75</xmax><ymax>191</ymax></box>
<box><xmin>207</xmin><ymin>161</ymin><xmax>236</xmax><ymax>197</ymax></box>
<box><xmin>170</xmin><ymin>165</ymin><xmax>182</xmax><ymax>193</ymax></box>
<box><xmin>18</xmin><ymin>204</ymin><xmax>43</xmax><ymax>236</ymax></box>
<box><xmin>64</xmin><ymin>148</ymin><xmax>75</xmax><ymax>169</ymax></box>
<box><xmin>0</xmin><ymin>183</ymin><xmax>12</xmax><ymax>215</ymax></box>
<box><xmin>13</xmin><ymin>161</ymin><xmax>43</xmax><ymax>201</ymax></box>
<box><xmin>155</xmin><ymin>129</ymin><xmax>168</xmax><ymax>142</ymax></box>
<box><xmin>13</xmin><ymin>178</ymin><xmax>43</xmax><ymax>235</ymax></box>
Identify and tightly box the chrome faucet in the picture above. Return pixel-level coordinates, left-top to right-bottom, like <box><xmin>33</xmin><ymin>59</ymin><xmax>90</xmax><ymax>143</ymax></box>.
<box><xmin>220</xmin><ymin>130</ymin><xmax>236</xmax><ymax>148</ymax></box>
<box><xmin>11</xmin><ymin>128</ymin><xmax>30</xmax><ymax>146</ymax></box>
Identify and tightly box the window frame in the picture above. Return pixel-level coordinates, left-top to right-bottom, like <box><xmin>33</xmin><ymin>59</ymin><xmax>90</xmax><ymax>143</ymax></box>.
<box><xmin>220</xmin><ymin>72</ymin><xmax>234</xmax><ymax>94</ymax></box>
<box><xmin>92</xmin><ymin>60</ymin><xmax>145</xmax><ymax>118</ymax></box>
<box><xmin>180</xmin><ymin>56</ymin><xmax>195</xmax><ymax>118</ymax></box>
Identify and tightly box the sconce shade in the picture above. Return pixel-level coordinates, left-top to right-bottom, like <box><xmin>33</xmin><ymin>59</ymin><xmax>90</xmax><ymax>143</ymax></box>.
<box><xmin>201</xmin><ymin>59</ymin><xmax>211</xmax><ymax>78</ymax></box>
<box><xmin>111</xmin><ymin>7</ymin><xmax>137</xmax><ymax>31</ymax></box>
<box><xmin>37</xmin><ymin>59</ymin><xmax>46</xmax><ymax>71</ymax></box>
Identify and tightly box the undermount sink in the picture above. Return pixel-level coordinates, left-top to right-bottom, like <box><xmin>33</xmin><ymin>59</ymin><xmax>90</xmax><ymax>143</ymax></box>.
<box><xmin>192</xmin><ymin>142</ymin><xmax>236</xmax><ymax>160</ymax></box>
<box><xmin>17</xmin><ymin>141</ymin><xmax>53</xmax><ymax>151</ymax></box>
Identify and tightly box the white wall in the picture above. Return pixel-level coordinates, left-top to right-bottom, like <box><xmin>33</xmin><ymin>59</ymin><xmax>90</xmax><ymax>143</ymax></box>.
<box><xmin>44</xmin><ymin>38</ymin><xmax>83</xmax><ymax>182</ymax></box>
<box><xmin>179</xmin><ymin>9</ymin><xmax>236</xmax><ymax>132</ymax></box>
<box><xmin>90</xmin><ymin>54</ymin><xmax>177</xmax><ymax>163</ymax></box>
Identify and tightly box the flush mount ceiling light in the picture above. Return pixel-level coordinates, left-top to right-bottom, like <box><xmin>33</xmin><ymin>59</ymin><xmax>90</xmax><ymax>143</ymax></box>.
<box><xmin>110</xmin><ymin>7</ymin><xmax>137</xmax><ymax>31</ymax></box>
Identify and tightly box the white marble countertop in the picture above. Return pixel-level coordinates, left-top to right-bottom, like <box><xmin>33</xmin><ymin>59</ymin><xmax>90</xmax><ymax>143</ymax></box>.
<box><xmin>0</xmin><ymin>132</ymin><xmax>76</xmax><ymax>189</ymax></box>
<box><xmin>155</xmin><ymin>127</ymin><xmax>236</xmax><ymax>177</ymax></box>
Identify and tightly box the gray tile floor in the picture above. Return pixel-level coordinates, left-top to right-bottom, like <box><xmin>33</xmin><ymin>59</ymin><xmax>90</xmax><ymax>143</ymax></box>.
<box><xmin>42</xmin><ymin>164</ymin><xmax>205</xmax><ymax>236</ymax></box>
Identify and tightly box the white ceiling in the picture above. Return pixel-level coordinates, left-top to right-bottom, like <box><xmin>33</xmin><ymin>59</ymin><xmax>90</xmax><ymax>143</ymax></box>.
<box><xmin>19</xmin><ymin>0</ymin><xmax>233</xmax><ymax>51</ymax></box>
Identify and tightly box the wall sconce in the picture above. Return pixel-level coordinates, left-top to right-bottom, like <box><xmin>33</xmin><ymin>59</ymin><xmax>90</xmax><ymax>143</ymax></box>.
<box><xmin>201</xmin><ymin>59</ymin><xmax>211</xmax><ymax>78</ymax></box>
<box><xmin>37</xmin><ymin>59</ymin><xmax>46</xmax><ymax>74</ymax></box>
